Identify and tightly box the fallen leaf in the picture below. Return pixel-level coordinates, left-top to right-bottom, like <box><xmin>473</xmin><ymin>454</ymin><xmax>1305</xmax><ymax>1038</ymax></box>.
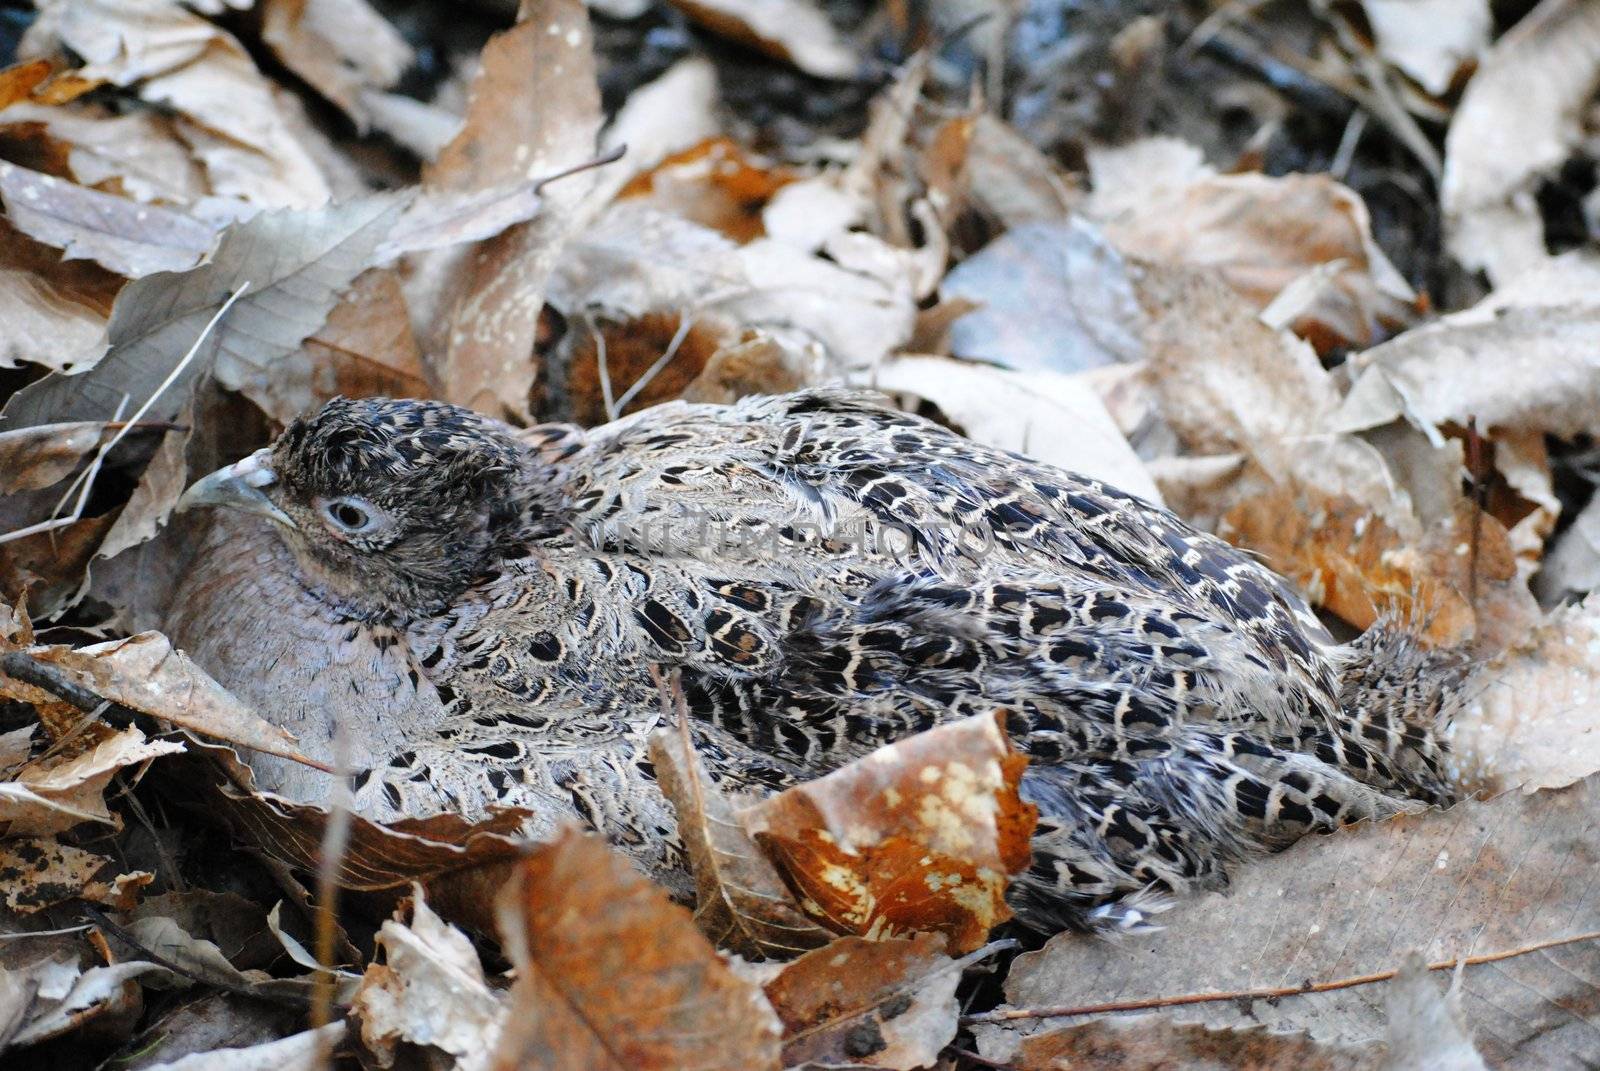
<box><xmin>983</xmin><ymin>777</ymin><xmax>1600</xmax><ymax>1069</ymax></box>
<box><xmin>491</xmin><ymin>829</ymin><xmax>784</xmax><ymax>1070</ymax></box>
<box><xmin>1442</xmin><ymin>0</ymin><xmax>1600</xmax><ymax>285</ymax></box>
<box><xmin>764</xmin><ymin>933</ymin><xmax>980</xmax><ymax>1070</ymax></box>
<box><xmin>30</xmin><ymin>0</ymin><xmax>331</xmax><ymax>208</ymax></box>
<box><xmin>0</xmin><ymin>836</ymin><xmax>152</xmax><ymax>912</ymax></box>
<box><xmin>0</xmin><ymin>216</ymin><xmax>118</xmax><ymax>373</ymax></box>
<box><xmin>1089</xmin><ymin>145</ymin><xmax>1417</xmax><ymax>351</ymax></box>
<box><xmin>0</xmin><ymin>101</ymin><xmax>209</xmax><ymax>204</ymax></box>
<box><xmin>0</xmin><ymin>160</ymin><xmax>218</xmax><ymax>276</ymax></box>
<box><xmin>260</xmin><ymin>0</ymin><xmax>412</xmax><ymax>127</ymax></box>
<box><xmin>1383</xmin><ymin>951</ymin><xmax>1489</xmax><ymax>1071</ymax></box>
<box><xmin>865</xmin><ymin>354</ymin><xmax>1163</xmax><ymax>505</ymax></box>
<box><xmin>742</xmin><ymin>711</ymin><xmax>1036</xmax><ymax>954</ymax></box>
<box><xmin>352</xmin><ymin>889</ymin><xmax>502</xmax><ymax>1069</ymax></box>
<box><xmin>619</xmin><ymin>137</ymin><xmax>796</xmax><ymax>243</ymax></box>
<box><xmin>1363</xmin><ymin>0</ymin><xmax>1489</xmax><ymax>96</ymax></box>
<box><xmin>422</xmin><ymin>0</ymin><xmax>605</xmax><ymax>421</ymax></box>
<box><xmin>14</xmin><ymin>633</ymin><xmax>315</xmax><ymax>769</ymax></box>
<box><xmin>994</xmin><ymin>1016</ymin><xmax>1384</xmax><ymax>1070</ymax></box>
<box><xmin>938</xmin><ymin>218</ymin><xmax>1147</xmax><ymax>374</ymax></box>
<box><xmin>666</xmin><ymin>0</ymin><xmax>859</xmax><ymax>80</ymax></box>
<box><xmin>1447</xmin><ymin>595</ymin><xmax>1600</xmax><ymax>793</ymax></box>
<box><xmin>649</xmin><ymin>714</ymin><xmax>833</xmax><ymax>958</ymax></box>
<box><xmin>0</xmin><ymin>421</ymin><xmax>112</xmax><ymax>494</ymax></box>
<box><xmin>122</xmin><ymin>1023</ymin><xmax>347</xmax><ymax>1071</ymax></box>
<box><xmin>0</xmin><ymin>725</ymin><xmax>181</xmax><ymax>836</ymax></box>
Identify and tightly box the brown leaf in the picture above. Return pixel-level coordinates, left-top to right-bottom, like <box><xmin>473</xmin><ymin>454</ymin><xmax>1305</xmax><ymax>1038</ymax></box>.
<box><xmin>987</xmin><ymin>777</ymin><xmax>1600</xmax><ymax>1068</ymax></box>
<box><xmin>618</xmin><ymin>136</ymin><xmax>797</xmax><ymax>243</ymax></box>
<box><xmin>35</xmin><ymin>0</ymin><xmax>331</xmax><ymax>208</ymax></box>
<box><xmin>1090</xmin><ymin>145</ymin><xmax>1417</xmax><ymax>351</ymax></box>
<box><xmin>491</xmin><ymin>829</ymin><xmax>783</xmax><ymax>1071</ymax></box>
<box><xmin>765</xmin><ymin>934</ymin><xmax>977</xmax><ymax>1070</ymax></box>
<box><xmin>997</xmin><ymin>1017</ymin><xmax>1384</xmax><ymax>1071</ymax></box>
<box><xmin>649</xmin><ymin>715</ymin><xmax>832</xmax><ymax>959</ymax></box>
<box><xmin>285</xmin><ymin>268</ymin><xmax>430</xmax><ymax>413</ymax></box>
<box><xmin>0</xmin><ymin>58</ymin><xmax>53</xmax><ymax>108</ymax></box>
<box><xmin>423</xmin><ymin>0</ymin><xmax>604</xmax><ymax>421</ymax></box>
<box><xmin>0</xmin><ymin>725</ymin><xmax>182</xmax><ymax>836</ymax></box>
<box><xmin>14</xmin><ymin>633</ymin><xmax>316</xmax><ymax>769</ymax></box>
<box><xmin>0</xmin><ymin>421</ymin><xmax>112</xmax><ymax>494</ymax></box>
<box><xmin>351</xmin><ymin>889</ymin><xmax>502</xmax><ymax>1068</ymax></box>
<box><xmin>666</xmin><ymin>0</ymin><xmax>858</xmax><ymax>80</ymax></box>
<box><xmin>742</xmin><ymin>711</ymin><xmax>1036</xmax><ymax>954</ymax></box>
<box><xmin>0</xmin><ymin>836</ymin><xmax>152</xmax><ymax>913</ymax></box>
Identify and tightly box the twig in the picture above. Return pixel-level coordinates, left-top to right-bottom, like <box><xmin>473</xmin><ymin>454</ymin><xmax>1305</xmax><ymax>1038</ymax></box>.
<box><xmin>0</xmin><ymin>283</ymin><xmax>251</xmax><ymax>547</ymax></box>
<box><xmin>1</xmin><ymin>650</ymin><xmax>141</xmax><ymax>729</ymax></box>
<box><xmin>310</xmin><ymin>723</ymin><xmax>354</xmax><ymax>1065</ymax></box>
<box><xmin>613</xmin><ymin>311</ymin><xmax>694</xmax><ymax>416</ymax></box>
<box><xmin>591</xmin><ymin>317</ymin><xmax>618</xmax><ymax>424</ymax></box>
<box><xmin>961</xmin><ymin>929</ymin><xmax>1600</xmax><ymax>1024</ymax></box>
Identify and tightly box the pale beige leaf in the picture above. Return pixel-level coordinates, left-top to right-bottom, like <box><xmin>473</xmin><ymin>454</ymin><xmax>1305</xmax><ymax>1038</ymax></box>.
<box><xmin>0</xmin><ymin>422</ymin><xmax>109</xmax><ymax>494</ymax></box>
<box><xmin>1442</xmin><ymin>0</ymin><xmax>1600</xmax><ymax>284</ymax></box>
<box><xmin>260</xmin><ymin>0</ymin><xmax>412</xmax><ymax>126</ymax></box>
<box><xmin>0</xmin><ymin>725</ymin><xmax>181</xmax><ymax>836</ymax></box>
<box><xmin>1363</xmin><ymin>0</ymin><xmax>1490</xmax><ymax>95</ymax></box>
<box><xmin>666</xmin><ymin>0</ymin><xmax>858</xmax><ymax>79</ymax></box>
<box><xmin>1383</xmin><ymin>952</ymin><xmax>1489</xmax><ymax>1071</ymax></box>
<box><xmin>0</xmin><ymin>836</ymin><xmax>152</xmax><ymax>913</ymax></box>
<box><xmin>985</xmin><ymin>779</ymin><xmax>1600</xmax><ymax>1070</ymax></box>
<box><xmin>649</xmin><ymin>719</ymin><xmax>833</xmax><ymax>959</ymax></box>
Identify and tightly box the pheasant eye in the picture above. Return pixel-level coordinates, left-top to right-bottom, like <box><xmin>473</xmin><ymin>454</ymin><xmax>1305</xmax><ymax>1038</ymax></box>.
<box><xmin>323</xmin><ymin>497</ymin><xmax>376</xmax><ymax>533</ymax></box>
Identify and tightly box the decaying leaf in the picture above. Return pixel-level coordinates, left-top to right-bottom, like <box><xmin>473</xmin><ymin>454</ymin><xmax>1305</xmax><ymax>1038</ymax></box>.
<box><xmin>422</xmin><ymin>0</ymin><xmax>604</xmax><ymax>420</ymax></box>
<box><xmin>0</xmin><ymin>834</ymin><xmax>151</xmax><ymax>913</ymax></box>
<box><xmin>260</xmin><ymin>0</ymin><xmax>413</xmax><ymax>127</ymax></box>
<box><xmin>981</xmin><ymin>777</ymin><xmax>1600</xmax><ymax>1069</ymax></box>
<box><xmin>8</xmin><ymin>633</ymin><xmax>315</xmax><ymax>769</ymax></box>
<box><xmin>352</xmin><ymin>889</ymin><xmax>502</xmax><ymax>1069</ymax></box>
<box><xmin>1363</xmin><ymin>0</ymin><xmax>1489</xmax><ymax>96</ymax></box>
<box><xmin>0</xmin><ymin>421</ymin><xmax>114</xmax><ymax>495</ymax></box>
<box><xmin>1384</xmin><ymin>951</ymin><xmax>1489</xmax><ymax>1071</ymax></box>
<box><xmin>742</xmin><ymin>711</ymin><xmax>1036</xmax><ymax>953</ymax></box>
<box><xmin>1448</xmin><ymin>594</ymin><xmax>1600</xmax><ymax>793</ymax></box>
<box><xmin>666</xmin><ymin>0</ymin><xmax>859</xmax><ymax>80</ymax></box>
<box><xmin>0</xmin><ymin>723</ymin><xmax>181</xmax><ymax>837</ymax></box>
<box><xmin>938</xmin><ymin>218</ymin><xmax>1146</xmax><ymax>374</ymax></box>
<box><xmin>999</xmin><ymin>1016</ymin><xmax>1384</xmax><ymax>1070</ymax></box>
<box><xmin>1442</xmin><ymin>0</ymin><xmax>1600</xmax><ymax>284</ymax></box>
<box><xmin>649</xmin><ymin>715</ymin><xmax>833</xmax><ymax>959</ymax></box>
<box><xmin>867</xmin><ymin>353</ymin><xmax>1162</xmax><ymax>505</ymax></box>
<box><xmin>764</xmin><ymin>933</ymin><xmax>977</xmax><ymax>1070</ymax></box>
<box><xmin>1089</xmin><ymin>144</ymin><xmax>1417</xmax><ymax>350</ymax></box>
<box><xmin>491</xmin><ymin>829</ymin><xmax>784</xmax><ymax>1070</ymax></box>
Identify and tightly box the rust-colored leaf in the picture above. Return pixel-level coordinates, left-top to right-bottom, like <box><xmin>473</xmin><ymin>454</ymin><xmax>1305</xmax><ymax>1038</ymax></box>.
<box><xmin>742</xmin><ymin>711</ymin><xmax>1036</xmax><ymax>953</ymax></box>
<box><xmin>491</xmin><ymin>829</ymin><xmax>783</xmax><ymax>1070</ymax></box>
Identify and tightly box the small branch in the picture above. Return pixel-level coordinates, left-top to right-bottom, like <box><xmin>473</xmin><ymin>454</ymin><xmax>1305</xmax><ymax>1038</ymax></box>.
<box><xmin>1</xmin><ymin>650</ymin><xmax>142</xmax><ymax>729</ymax></box>
<box><xmin>962</xmin><ymin>929</ymin><xmax>1600</xmax><ymax>1024</ymax></box>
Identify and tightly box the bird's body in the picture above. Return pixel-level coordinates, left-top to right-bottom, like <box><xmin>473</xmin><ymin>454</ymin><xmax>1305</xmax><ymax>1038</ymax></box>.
<box><xmin>173</xmin><ymin>389</ymin><xmax>1456</xmax><ymax>931</ymax></box>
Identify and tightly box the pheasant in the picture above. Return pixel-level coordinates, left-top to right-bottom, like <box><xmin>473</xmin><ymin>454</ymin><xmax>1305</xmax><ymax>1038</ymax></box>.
<box><xmin>172</xmin><ymin>389</ymin><xmax>1458</xmax><ymax>931</ymax></box>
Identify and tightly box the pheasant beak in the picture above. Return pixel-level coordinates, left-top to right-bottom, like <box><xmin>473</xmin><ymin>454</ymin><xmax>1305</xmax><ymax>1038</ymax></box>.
<box><xmin>178</xmin><ymin>448</ymin><xmax>297</xmax><ymax>529</ymax></box>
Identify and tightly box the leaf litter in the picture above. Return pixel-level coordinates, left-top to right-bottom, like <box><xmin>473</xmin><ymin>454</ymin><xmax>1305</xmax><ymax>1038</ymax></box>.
<box><xmin>1</xmin><ymin>1</ymin><xmax>1600</xmax><ymax>1068</ymax></box>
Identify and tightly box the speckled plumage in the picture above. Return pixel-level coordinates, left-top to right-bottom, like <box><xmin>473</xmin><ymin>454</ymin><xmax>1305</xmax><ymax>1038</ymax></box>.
<box><xmin>172</xmin><ymin>389</ymin><xmax>1459</xmax><ymax>931</ymax></box>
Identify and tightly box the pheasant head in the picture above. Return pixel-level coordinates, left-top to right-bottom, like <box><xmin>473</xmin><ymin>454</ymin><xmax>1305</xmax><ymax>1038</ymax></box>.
<box><xmin>179</xmin><ymin>397</ymin><xmax>553</xmax><ymax>622</ymax></box>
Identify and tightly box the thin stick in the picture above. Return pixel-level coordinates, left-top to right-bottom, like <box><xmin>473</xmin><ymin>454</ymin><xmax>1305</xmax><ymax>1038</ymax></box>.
<box><xmin>613</xmin><ymin>311</ymin><xmax>694</xmax><ymax>416</ymax></box>
<box><xmin>962</xmin><ymin>929</ymin><xmax>1600</xmax><ymax>1024</ymax></box>
<box><xmin>0</xmin><ymin>283</ymin><xmax>252</xmax><ymax>547</ymax></box>
<box><xmin>591</xmin><ymin>317</ymin><xmax>618</xmax><ymax>423</ymax></box>
<box><xmin>310</xmin><ymin>722</ymin><xmax>354</xmax><ymax>1066</ymax></box>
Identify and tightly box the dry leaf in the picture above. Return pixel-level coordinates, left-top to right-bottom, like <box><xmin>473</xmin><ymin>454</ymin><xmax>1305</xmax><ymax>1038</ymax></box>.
<box><xmin>938</xmin><ymin>218</ymin><xmax>1147</xmax><ymax>374</ymax></box>
<box><xmin>1383</xmin><ymin>952</ymin><xmax>1489</xmax><ymax>1071</ymax></box>
<box><xmin>1089</xmin><ymin>146</ymin><xmax>1417</xmax><ymax>351</ymax></box>
<box><xmin>1442</xmin><ymin>0</ymin><xmax>1600</xmax><ymax>284</ymax></box>
<box><xmin>865</xmin><ymin>354</ymin><xmax>1163</xmax><ymax>505</ymax></box>
<box><xmin>491</xmin><ymin>829</ymin><xmax>784</xmax><ymax>1070</ymax></box>
<box><xmin>1447</xmin><ymin>595</ymin><xmax>1600</xmax><ymax>793</ymax></box>
<box><xmin>0</xmin><ymin>160</ymin><xmax>218</xmax><ymax>276</ymax></box>
<box><xmin>997</xmin><ymin>1016</ymin><xmax>1384</xmax><ymax>1070</ymax></box>
<box><xmin>666</xmin><ymin>0</ymin><xmax>858</xmax><ymax>80</ymax></box>
<box><xmin>0</xmin><ymin>421</ymin><xmax>113</xmax><ymax>494</ymax></box>
<box><xmin>423</xmin><ymin>0</ymin><xmax>604</xmax><ymax>420</ymax></box>
<box><xmin>618</xmin><ymin>136</ymin><xmax>796</xmax><ymax>243</ymax></box>
<box><xmin>0</xmin><ymin>725</ymin><xmax>181</xmax><ymax>836</ymax></box>
<box><xmin>0</xmin><ymin>102</ymin><xmax>209</xmax><ymax>205</ymax></box>
<box><xmin>122</xmin><ymin>1024</ymin><xmax>347</xmax><ymax>1071</ymax></box>
<box><xmin>764</xmin><ymin>934</ymin><xmax>977</xmax><ymax>1070</ymax></box>
<box><xmin>0</xmin><ymin>836</ymin><xmax>152</xmax><ymax>913</ymax></box>
<box><xmin>649</xmin><ymin>716</ymin><xmax>833</xmax><ymax>958</ymax></box>
<box><xmin>11</xmin><ymin>633</ymin><xmax>314</xmax><ymax>769</ymax></box>
<box><xmin>260</xmin><ymin>0</ymin><xmax>412</xmax><ymax>127</ymax></box>
<box><xmin>742</xmin><ymin>711</ymin><xmax>1036</xmax><ymax>954</ymax></box>
<box><xmin>352</xmin><ymin>889</ymin><xmax>502</xmax><ymax>1069</ymax></box>
<box><xmin>1363</xmin><ymin>0</ymin><xmax>1489</xmax><ymax>96</ymax></box>
<box><xmin>983</xmin><ymin>777</ymin><xmax>1600</xmax><ymax>1069</ymax></box>
<box><xmin>30</xmin><ymin>0</ymin><xmax>331</xmax><ymax>208</ymax></box>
